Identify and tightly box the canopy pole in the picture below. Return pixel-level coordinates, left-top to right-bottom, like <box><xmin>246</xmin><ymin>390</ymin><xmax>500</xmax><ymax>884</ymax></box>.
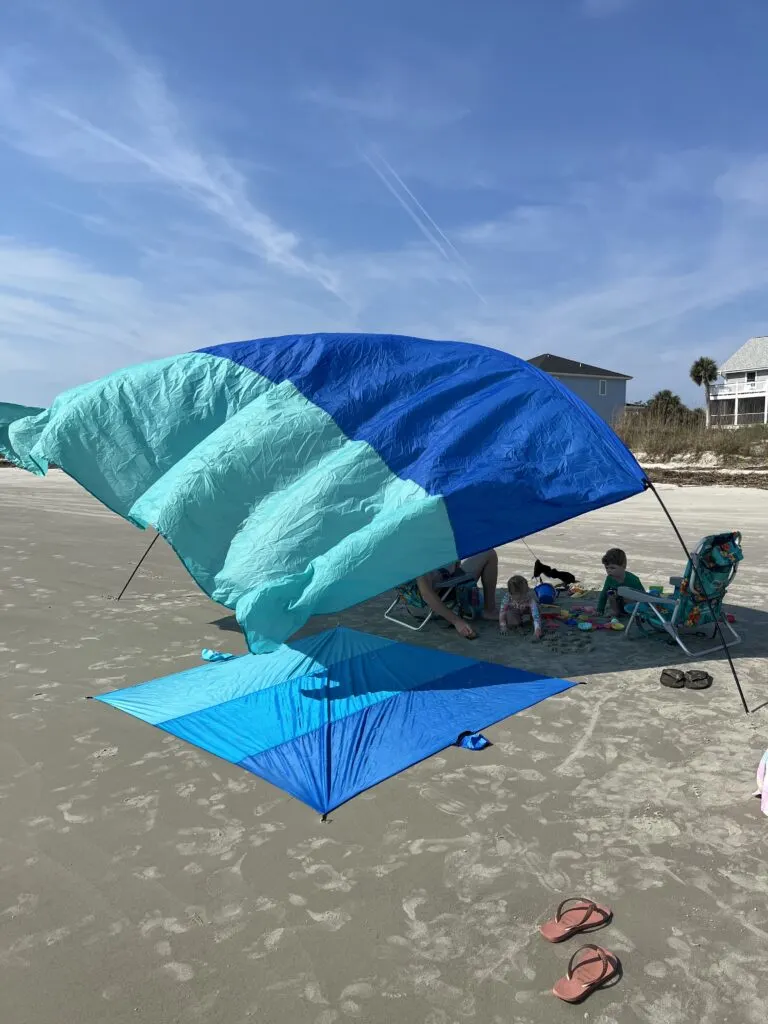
<box><xmin>647</xmin><ymin>481</ymin><xmax>750</xmax><ymax>715</ymax></box>
<box><xmin>321</xmin><ymin>671</ymin><xmax>333</xmax><ymax>823</ymax></box>
<box><xmin>116</xmin><ymin>531</ymin><xmax>160</xmax><ymax>602</ymax></box>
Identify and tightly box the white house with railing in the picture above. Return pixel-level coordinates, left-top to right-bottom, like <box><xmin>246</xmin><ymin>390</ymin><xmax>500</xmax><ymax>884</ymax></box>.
<box><xmin>708</xmin><ymin>337</ymin><xmax>768</xmax><ymax>427</ymax></box>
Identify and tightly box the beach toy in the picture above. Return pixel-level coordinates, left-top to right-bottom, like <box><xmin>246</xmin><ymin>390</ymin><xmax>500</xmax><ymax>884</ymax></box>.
<box><xmin>648</xmin><ymin>585</ymin><xmax>664</xmax><ymax>597</ymax></box>
<box><xmin>534</xmin><ymin>582</ymin><xmax>558</xmax><ymax>604</ymax></box>
<box><xmin>541</xmin><ymin>606</ymin><xmax>561</xmax><ymax>618</ymax></box>
<box><xmin>610</xmin><ymin>618</ymin><xmax>625</xmax><ymax>631</ymax></box>
<box><xmin>581</xmin><ymin>605</ymin><xmax>597</xmax><ymax>614</ymax></box>
<box><xmin>566</xmin><ymin>618</ymin><xmax>579</xmax><ymax>626</ymax></box>
<box><xmin>560</xmin><ymin>609</ymin><xmax>571</xmax><ymax>619</ymax></box>
<box><xmin>577</xmin><ymin>614</ymin><xmax>589</xmax><ymax>622</ymax></box>
<box><xmin>727</xmin><ymin>613</ymin><xmax>736</xmax><ymax>623</ymax></box>
<box><xmin>578</xmin><ymin>622</ymin><xmax>593</xmax><ymax>632</ymax></box>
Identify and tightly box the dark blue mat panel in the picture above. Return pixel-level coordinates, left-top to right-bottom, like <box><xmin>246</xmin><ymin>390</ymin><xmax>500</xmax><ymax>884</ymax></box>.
<box><xmin>240</xmin><ymin>662</ymin><xmax>575</xmax><ymax>812</ymax></box>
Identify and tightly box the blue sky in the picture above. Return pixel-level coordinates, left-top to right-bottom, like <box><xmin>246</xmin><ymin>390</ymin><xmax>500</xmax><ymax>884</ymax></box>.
<box><xmin>2</xmin><ymin>0</ymin><xmax>768</xmax><ymax>406</ymax></box>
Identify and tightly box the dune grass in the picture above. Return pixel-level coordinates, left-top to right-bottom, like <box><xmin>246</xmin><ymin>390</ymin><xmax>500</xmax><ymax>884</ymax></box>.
<box><xmin>615</xmin><ymin>413</ymin><xmax>768</xmax><ymax>461</ymax></box>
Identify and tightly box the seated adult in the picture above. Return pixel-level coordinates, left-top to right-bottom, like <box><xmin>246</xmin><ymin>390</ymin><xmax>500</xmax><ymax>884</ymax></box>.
<box><xmin>416</xmin><ymin>549</ymin><xmax>499</xmax><ymax>639</ymax></box>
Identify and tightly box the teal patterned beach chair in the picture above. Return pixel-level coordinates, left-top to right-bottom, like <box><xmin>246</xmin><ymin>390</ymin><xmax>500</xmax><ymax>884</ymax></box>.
<box><xmin>619</xmin><ymin>531</ymin><xmax>743</xmax><ymax>656</ymax></box>
<box><xmin>384</xmin><ymin>571</ymin><xmax>479</xmax><ymax>631</ymax></box>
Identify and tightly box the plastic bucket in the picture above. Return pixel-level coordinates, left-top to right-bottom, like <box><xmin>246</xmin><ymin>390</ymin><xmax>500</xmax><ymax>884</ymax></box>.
<box><xmin>534</xmin><ymin>582</ymin><xmax>558</xmax><ymax>605</ymax></box>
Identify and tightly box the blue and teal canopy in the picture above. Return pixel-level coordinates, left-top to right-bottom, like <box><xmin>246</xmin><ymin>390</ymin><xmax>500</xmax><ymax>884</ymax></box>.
<box><xmin>1</xmin><ymin>402</ymin><xmax>45</xmax><ymax>470</ymax></box>
<box><xmin>3</xmin><ymin>333</ymin><xmax>646</xmax><ymax>650</ymax></box>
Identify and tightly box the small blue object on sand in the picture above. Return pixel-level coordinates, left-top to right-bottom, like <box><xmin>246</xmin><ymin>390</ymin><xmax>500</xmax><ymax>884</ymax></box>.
<box><xmin>456</xmin><ymin>731</ymin><xmax>491</xmax><ymax>750</ymax></box>
<box><xmin>201</xmin><ymin>648</ymin><xmax>237</xmax><ymax>663</ymax></box>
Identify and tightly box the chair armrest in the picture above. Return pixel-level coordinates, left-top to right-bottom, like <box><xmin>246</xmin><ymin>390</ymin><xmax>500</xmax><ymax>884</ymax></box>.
<box><xmin>618</xmin><ymin>587</ymin><xmax>677</xmax><ymax>607</ymax></box>
<box><xmin>669</xmin><ymin>576</ymin><xmax>683</xmax><ymax>587</ymax></box>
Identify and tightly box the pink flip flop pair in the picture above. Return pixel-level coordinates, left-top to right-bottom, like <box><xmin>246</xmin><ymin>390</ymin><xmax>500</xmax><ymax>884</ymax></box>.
<box><xmin>539</xmin><ymin>897</ymin><xmax>621</xmax><ymax>1004</ymax></box>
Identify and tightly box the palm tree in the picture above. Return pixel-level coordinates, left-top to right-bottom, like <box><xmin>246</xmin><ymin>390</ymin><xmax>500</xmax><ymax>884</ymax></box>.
<box><xmin>690</xmin><ymin>357</ymin><xmax>719</xmax><ymax>426</ymax></box>
<box><xmin>647</xmin><ymin>389</ymin><xmax>687</xmax><ymax>421</ymax></box>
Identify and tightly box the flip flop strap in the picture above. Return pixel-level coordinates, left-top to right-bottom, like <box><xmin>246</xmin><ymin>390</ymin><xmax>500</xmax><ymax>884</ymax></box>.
<box><xmin>567</xmin><ymin>944</ymin><xmax>611</xmax><ymax>987</ymax></box>
<box><xmin>555</xmin><ymin>897</ymin><xmax>597</xmax><ymax>927</ymax></box>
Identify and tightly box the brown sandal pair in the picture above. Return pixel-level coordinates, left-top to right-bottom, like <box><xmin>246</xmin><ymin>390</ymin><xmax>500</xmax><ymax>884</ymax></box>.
<box><xmin>539</xmin><ymin>897</ymin><xmax>621</xmax><ymax>1004</ymax></box>
<box><xmin>660</xmin><ymin>668</ymin><xmax>712</xmax><ymax>690</ymax></box>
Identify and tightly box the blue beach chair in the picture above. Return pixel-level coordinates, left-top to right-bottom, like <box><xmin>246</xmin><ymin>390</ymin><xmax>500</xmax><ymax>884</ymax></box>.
<box><xmin>619</xmin><ymin>531</ymin><xmax>743</xmax><ymax>656</ymax></box>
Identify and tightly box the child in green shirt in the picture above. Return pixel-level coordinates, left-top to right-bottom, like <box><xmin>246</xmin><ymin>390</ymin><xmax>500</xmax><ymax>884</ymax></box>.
<box><xmin>597</xmin><ymin>547</ymin><xmax>644</xmax><ymax>617</ymax></box>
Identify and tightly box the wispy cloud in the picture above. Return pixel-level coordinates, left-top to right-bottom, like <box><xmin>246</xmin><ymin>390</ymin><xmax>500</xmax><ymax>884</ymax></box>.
<box><xmin>0</xmin><ymin>44</ymin><xmax>342</xmax><ymax>298</ymax></box>
<box><xmin>458</xmin><ymin>206</ymin><xmax>570</xmax><ymax>252</ymax></box>
<box><xmin>0</xmin><ymin>237</ymin><xmax>347</xmax><ymax>395</ymax></box>
<box><xmin>361</xmin><ymin>147</ymin><xmax>485</xmax><ymax>303</ymax></box>
<box><xmin>715</xmin><ymin>156</ymin><xmax>768</xmax><ymax>208</ymax></box>
<box><xmin>304</xmin><ymin>85</ymin><xmax>468</xmax><ymax>130</ymax></box>
<box><xmin>302</xmin><ymin>56</ymin><xmax>472</xmax><ymax>132</ymax></box>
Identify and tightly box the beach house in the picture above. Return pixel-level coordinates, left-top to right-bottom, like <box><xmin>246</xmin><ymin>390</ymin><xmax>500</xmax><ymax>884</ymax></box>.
<box><xmin>709</xmin><ymin>337</ymin><xmax>768</xmax><ymax>427</ymax></box>
<box><xmin>527</xmin><ymin>354</ymin><xmax>631</xmax><ymax>425</ymax></box>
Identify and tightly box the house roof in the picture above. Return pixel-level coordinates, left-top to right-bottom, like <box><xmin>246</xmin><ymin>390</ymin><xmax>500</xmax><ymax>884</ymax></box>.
<box><xmin>720</xmin><ymin>336</ymin><xmax>768</xmax><ymax>374</ymax></box>
<box><xmin>527</xmin><ymin>354</ymin><xmax>632</xmax><ymax>380</ymax></box>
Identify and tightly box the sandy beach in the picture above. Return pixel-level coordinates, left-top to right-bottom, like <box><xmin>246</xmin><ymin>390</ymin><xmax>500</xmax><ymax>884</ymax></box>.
<box><xmin>1</xmin><ymin>469</ymin><xmax>767</xmax><ymax>1024</ymax></box>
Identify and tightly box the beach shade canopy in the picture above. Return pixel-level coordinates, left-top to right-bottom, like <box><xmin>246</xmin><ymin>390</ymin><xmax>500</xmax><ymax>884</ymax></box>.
<box><xmin>2</xmin><ymin>333</ymin><xmax>646</xmax><ymax>651</ymax></box>
<box><xmin>95</xmin><ymin>627</ymin><xmax>577</xmax><ymax>814</ymax></box>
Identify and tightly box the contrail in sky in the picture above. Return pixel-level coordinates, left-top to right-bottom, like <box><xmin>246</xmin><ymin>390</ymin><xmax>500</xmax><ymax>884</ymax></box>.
<box><xmin>362</xmin><ymin>146</ymin><xmax>486</xmax><ymax>304</ymax></box>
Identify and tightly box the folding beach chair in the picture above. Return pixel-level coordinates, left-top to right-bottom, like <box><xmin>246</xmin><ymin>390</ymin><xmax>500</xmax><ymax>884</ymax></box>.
<box><xmin>384</xmin><ymin>571</ymin><xmax>478</xmax><ymax>631</ymax></box>
<box><xmin>618</xmin><ymin>531</ymin><xmax>743</xmax><ymax>656</ymax></box>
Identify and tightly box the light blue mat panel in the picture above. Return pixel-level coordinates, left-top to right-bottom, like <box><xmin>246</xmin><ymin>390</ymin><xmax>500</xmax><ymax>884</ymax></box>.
<box><xmin>96</xmin><ymin>627</ymin><xmax>577</xmax><ymax>814</ymax></box>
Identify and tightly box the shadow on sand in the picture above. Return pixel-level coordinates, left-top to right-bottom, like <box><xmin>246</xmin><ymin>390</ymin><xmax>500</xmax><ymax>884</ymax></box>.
<box><xmin>211</xmin><ymin>592</ymin><xmax>767</xmax><ymax>712</ymax></box>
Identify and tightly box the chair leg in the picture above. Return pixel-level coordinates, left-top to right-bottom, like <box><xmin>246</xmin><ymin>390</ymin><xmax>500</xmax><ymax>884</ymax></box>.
<box><xmin>384</xmin><ymin>581</ymin><xmax>464</xmax><ymax>632</ymax></box>
<box><xmin>384</xmin><ymin>596</ymin><xmax>433</xmax><ymax>631</ymax></box>
<box><xmin>623</xmin><ymin>603</ymin><xmax>641</xmax><ymax>638</ymax></box>
<box><xmin>723</xmin><ymin>617</ymin><xmax>741</xmax><ymax>645</ymax></box>
<box><xmin>656</xmin><ymin>612</ymin><xmax>742</xmax><ymax>657</ymax></box>
<box><xmin>628</xmin><ymin>601</ymin><xmax>684</xmax><ymax>650</ymax></box>
<box><xmin>689</xmin><ymin>616</ymin><xmax>741</xmax><ymax>656</ymax></box>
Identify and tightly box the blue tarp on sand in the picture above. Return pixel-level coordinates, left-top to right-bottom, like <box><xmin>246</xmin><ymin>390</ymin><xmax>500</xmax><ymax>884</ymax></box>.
<box><xmin>96</xmin><ymin>627</ymin><xmax>577</xmax><ymax>814</ymax></box>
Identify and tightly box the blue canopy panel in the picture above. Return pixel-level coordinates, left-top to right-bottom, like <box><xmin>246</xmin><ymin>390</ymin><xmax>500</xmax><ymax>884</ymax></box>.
<box><xmin>95</xmin><ymin>627</ymin><xmax>577</xmax><ymax>814</ymax></box>
<box><xmin>4</xmin><ymin>334</ymin><xmax>646</xmax><ymax>651</ymax></box>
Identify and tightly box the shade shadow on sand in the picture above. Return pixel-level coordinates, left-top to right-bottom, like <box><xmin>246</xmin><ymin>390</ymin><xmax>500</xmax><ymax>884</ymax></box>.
<box><xmin>211</xmin><ymin>593</ymin><xmax>767</xmax><ymax>683</ymax></box>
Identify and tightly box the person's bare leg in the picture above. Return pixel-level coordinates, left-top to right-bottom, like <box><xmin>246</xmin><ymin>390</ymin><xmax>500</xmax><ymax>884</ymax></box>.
<box><xmin>479</xmin><ymin>549</ymin><xmax>498</xmax><ymax>619</ymax></box>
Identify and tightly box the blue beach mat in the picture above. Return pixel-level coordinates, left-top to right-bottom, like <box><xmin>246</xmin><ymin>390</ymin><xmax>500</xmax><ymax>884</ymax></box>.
<box><xmin>96</xmin><ymin>627</ymin><xmax>577</xmax><ymax>814</ymax></box>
